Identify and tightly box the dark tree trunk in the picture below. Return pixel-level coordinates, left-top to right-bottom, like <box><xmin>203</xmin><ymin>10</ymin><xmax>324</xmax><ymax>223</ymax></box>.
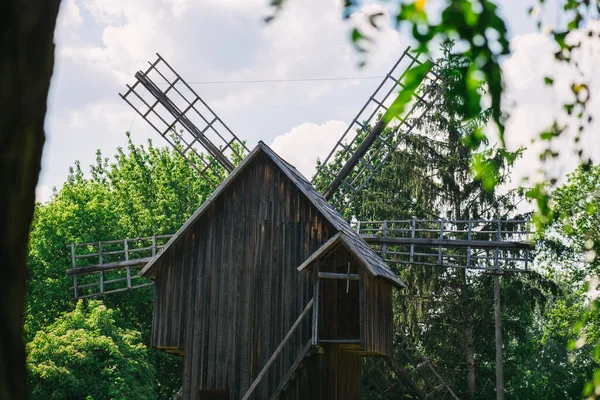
<box><xmin>0</xmin><ymin>1</ymin><xmax>61</xmax><ymax>398</ymax></box>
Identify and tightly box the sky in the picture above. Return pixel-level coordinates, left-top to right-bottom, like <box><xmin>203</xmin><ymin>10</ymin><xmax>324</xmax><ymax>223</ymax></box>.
<box><xmin>38</xmin><ymin>0</ymin><xmax>600</xmax><ymax>204</ymax></box>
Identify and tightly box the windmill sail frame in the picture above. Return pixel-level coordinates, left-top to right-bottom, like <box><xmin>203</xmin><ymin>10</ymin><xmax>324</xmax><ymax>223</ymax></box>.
<box><xmin>313</xmin><ymin>46</ymin><xmax>445</xmax><ymax>214</ymax></box>
<box><xmin>120</xmin><ymin>53</ymin><xmax>250</xmax><ymax>187</ymax></box>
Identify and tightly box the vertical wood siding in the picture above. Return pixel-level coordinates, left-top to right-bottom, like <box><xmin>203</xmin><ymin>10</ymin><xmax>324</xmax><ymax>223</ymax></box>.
<box><xmin>323</xmin><ymin>346</ymin><xmax>362</xmax><ymax>400</ymax></box>
<box><xmin>361</xmin><ymin>270</ymin><xmax>393</xmax><ymax>356</ymax></box>
<box><xmin>318</xmin><ymin>246</ymin><xmax>361</xmax><ymax>342</ymax></box>
<box><xmin>151</xmin><ymin>152</ymin><xmax>335</xmax><ymax>399</ymax></box>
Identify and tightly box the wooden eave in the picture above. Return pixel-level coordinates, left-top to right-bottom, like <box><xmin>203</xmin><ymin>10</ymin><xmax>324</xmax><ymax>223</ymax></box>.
<box><xmin>297</xmin><ymin>232</ymin><xmax>406</xmax><ymax>289</ymax></box>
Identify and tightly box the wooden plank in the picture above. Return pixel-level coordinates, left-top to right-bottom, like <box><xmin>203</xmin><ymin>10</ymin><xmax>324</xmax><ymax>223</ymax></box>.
<box><xmin>66</xmin><ymin>257</ymin><xmax>153</xmax><ymax>275</ymax></box>
<box><xmin>385</xmin><ymin>356</ymin><xmax>426</xmax><ymax>400</ymax></box>
<box><xmin>269</xmin><ymin>340</ymin><xmax>312</xmax><ymax>400</ymax></box>
<box><xmin>318</xmin><ymin>340</ymin><xmax>361</xmax><ymax>344</ymax></box>
<box><xmin>240</xmin><ymin>298</ymin><xmax>313</xmax><ymax>400</ymax></box>
<box><xmin>312</xmin><ymin>265</ymin><xmax>320</xmax><ymax>346</ymax></box>
<box><xmin>140</xmin><ymin>145</ymin><xmax>264</xmax><ymax>277</ymax></box>
<box><xmin>318</xmin><ymin>272</ymin><xmax>359</xmax><ymax>280</ymax></box>
<box><xmin>297</xmin><ymin>232</ymin><xmax>342</xmax><ymax>272</ymax></box>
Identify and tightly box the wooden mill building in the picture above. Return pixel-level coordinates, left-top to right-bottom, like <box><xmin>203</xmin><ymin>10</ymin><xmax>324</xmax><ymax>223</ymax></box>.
<box><xmin>140</xmin><ymin>142</ymin><xmax>405</xmax><ymax>400</ymax></box>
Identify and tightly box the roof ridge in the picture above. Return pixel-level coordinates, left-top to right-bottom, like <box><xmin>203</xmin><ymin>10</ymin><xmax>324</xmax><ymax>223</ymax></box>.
<box><xmin>141</xmin><ymin>142</ymin><xmax>404</xmax><ymax>288</ymax></box>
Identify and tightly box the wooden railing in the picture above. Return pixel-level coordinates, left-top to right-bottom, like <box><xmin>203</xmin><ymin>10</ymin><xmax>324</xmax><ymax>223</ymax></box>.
<box><xmin>241</xmin><ymin>298</ymin><xmax>314</xmax><ymax>400</ymax></box>
<box><xmin>65</xmin><ymin>219</ymin><xmax>534</xmax><ymax>298</ymax></box>
<box><xmin>355</xmin><ymin>219</ymin><xmax>533</xmax><ymax>272</ymax></box>
<box><xmin>66</xmin><ymin>235</ymin><xmax>172</xmax><ymax>299</ymax></box>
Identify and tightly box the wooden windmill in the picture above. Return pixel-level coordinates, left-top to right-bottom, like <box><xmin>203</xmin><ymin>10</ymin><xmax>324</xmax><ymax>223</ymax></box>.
<box><xmin>66</xmin><ymin>49</ymin><xmax>532</xmax><ymax>400</ymax></box>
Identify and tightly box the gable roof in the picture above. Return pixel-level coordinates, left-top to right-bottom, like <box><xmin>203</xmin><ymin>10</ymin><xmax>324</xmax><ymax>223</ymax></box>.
<box><xmin>141</xmin><ymin>142</ymin><xmax>404</xmax><ymax>288</ymax></box>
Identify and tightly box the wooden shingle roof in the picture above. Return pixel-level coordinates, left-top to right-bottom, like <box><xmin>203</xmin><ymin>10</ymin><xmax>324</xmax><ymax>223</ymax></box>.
<box><xmin>141</xmin><ymin>142</ymin><xmax>405</xmax><ymax>288</ymax></box>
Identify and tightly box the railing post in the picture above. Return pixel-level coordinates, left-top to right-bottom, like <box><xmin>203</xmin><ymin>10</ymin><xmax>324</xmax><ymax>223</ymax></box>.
<box><xmin>98</xmin><ymin>241</ymin><xmax>104</xmax><ymax>295</ymax></box>
<box><xmin>99</xmin><ymin>271</ymin><xmax>104</xmax><ymax>295</ymax></box>
<box><xmin>497</xmin><ymin>220</ymin><xmax>502</xmax><ymax>242</ymax></box>
<box><xmin>495</xmin><ymin>221</ymin><xmax>501</xmax><ymax>271</ymax></box>
<box><xmin>382</xmin><ymin>220</ymin><xmax>388</xmax><ymax>261</ymax></box>
<box><xmin>410</xmin><ymin>219</ymin><xmax>415</xmax><ymax>264</ymax></box>
<box><xmin>73</xmin><ymin>275</ymin><xmax>79</xmax><ymax>300</ymax></box>
<box><xmin>438</xmin><ymin>219</ymin><xmax>444</xmax><ymax>265</ymax></box>
<box><xmin>124</xmin><ymin>239</ymin><xmax>131</xmax><ymax>289</ymax></box>
<box><xmin>71</xmin><ymin>243</ymin><xmax>78</xmax><ymax>299</ymax></box>
<box><xmin>152</xmin><ymin>236</ymin><xmax>157</xmax><ymax>256</ymax></box>
<box><xmin>71</xmin><ymin>243</ymin><xmax>76</xmax><ymax>269</ymax></box>
<box><xmin>467</xmin><ymin>220</ymin><xmax>472</xmax><ymax>269</ymax></box>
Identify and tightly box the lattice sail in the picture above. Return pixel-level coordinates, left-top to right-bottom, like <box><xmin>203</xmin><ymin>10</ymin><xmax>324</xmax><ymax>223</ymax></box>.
<box><xmin>312</xmin><ymin>46</ymin><xmax>444</xmax><ymax>213</ymax></box>
<box><xmin>120</xmin><ymin>54</ymin><xmax>250</xmax><ymax>187</ymax></box>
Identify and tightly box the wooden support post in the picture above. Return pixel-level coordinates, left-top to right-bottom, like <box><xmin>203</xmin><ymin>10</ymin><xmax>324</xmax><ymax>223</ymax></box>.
<box><xmin>152</xmin><ymin>235</ymin><xmax>156</xmax><ymax>256</ymax></box>
<box><xmin>494</xmin><ymin>273</ymin><xmax>504</xmax><ymax>400</ymax></box>
<box><xmin>312</xmin><ymin>264</ymin><xmax>320</xmax><ymax>346</ymax></box>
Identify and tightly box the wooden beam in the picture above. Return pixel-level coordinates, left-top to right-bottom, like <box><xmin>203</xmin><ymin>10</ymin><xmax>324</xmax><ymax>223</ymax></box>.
<box><xmin>156</xmin><ymin>346</ymin><xmax>185</xmax><ymax>356</ymax></box>
<box><xmin>297</xmin><ymin>232</ymin><xmax>342</xmax><ymax>272</ymax></box>
<box><xmin>318</xmin><ymin>272</ymin><xmax>359</xmax><ymax>280</ymax></box>
<box><xmin>363</xmin><ymin>236</ymin><xmax>532</xmax><ymax>250</ymax></box>
<box><xmin>322</xmin><ymin>117</ymin><xmax>389</xmax><ymax>200</ymax></box>
<box><xmin>385</xmin><ymin>357</ymin><xmax>427</xmax><ymax>400</ymax></box>
<box><xmin>66</xmin><ymin>257</ymin><xmax>152</xmax><ymax>276</ymax></box>
<box><xmin>318</xmin><ymin>339</ymin><xmax>361</xmax><ymax>344</ymax></box>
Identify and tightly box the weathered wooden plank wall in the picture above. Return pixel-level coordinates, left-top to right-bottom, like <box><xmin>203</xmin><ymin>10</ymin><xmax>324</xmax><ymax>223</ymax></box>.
<box><xmin>361</xmin><ymin>270</ymin><xmax>393</xmax><ymax>356</ymax></box>
<box><xmin>318</xmin><ymin>246</ymin><xmax>361</xmax><ymax>342</ymax></box>
<box><xmin>151</xmin><ymin>152</ymin><xmax>335</xmax><ymax>399</ymax></box>
<box><xmin>323</xmin><ymin>346</ymin><xmax>362</xmax><ymax>400</ymax></box>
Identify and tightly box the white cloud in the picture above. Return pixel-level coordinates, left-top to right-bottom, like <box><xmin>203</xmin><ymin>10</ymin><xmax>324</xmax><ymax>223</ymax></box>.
<box><xmin>35</xmin><ymin>184</ymin><xmax>53</xmax><ymax>204</ymax></box>
<box><xmin>55</xmin><ymin>0</ymin><xmax>83</xmax><ymax>41</ymax></box>
<box><xmin>44</xmin><ymin>0</ymin><xmax>408</xmax><ymax>191</ymax></box>
<box><xmin>270</xmin><ymin>120</ymin><xmax>347</xmax><ymax>179</ymax></box>
<box><xmin>501</xmin><ymin>21</ymin><xmax>600</xmax><ymax>186</ymax></box>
